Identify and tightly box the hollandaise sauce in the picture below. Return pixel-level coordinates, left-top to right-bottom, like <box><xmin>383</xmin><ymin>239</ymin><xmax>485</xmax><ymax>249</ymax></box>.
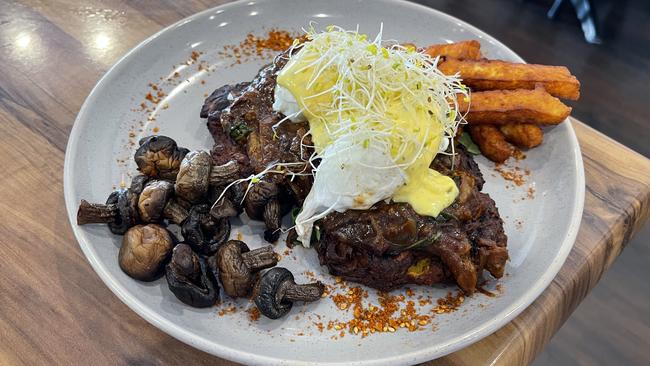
<box><xmin>276</xmin><ymin>29</ymin><xmax>461</xmax><ymax>218</ymax></box>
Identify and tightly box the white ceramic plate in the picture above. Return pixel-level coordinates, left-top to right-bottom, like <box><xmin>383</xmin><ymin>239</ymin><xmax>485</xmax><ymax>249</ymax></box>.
<box><xmin>64</xmin><ymin>0</ymin><xmax>584</xmax><ymax>364</ymax></box>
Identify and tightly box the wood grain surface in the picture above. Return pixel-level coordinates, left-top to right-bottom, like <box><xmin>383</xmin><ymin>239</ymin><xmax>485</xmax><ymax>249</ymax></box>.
<box><xmin>1</xmin><ymin>1</ymin><xmax>649</xmax><ymax>365</ymax></box>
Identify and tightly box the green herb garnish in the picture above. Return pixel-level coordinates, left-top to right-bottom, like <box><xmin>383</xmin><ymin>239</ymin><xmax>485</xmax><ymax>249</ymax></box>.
<box><xmin>291</xmin><ymin>207</ymin><xmax>301</xmax><ymax>225</ymax></box>
<box><xmin>459</xmin><ymin>132</ymin><xmax>480</xmax><ymax>155</ymax></box>
<box><xmin>387</xmin><ymin>231</ymin><xmax>441</xmax><ymax>254</ymax></box>
<box><xmin>229</xmin><ymin>122</ymin><xmax>253</xmax><ymax>142</ymax></box>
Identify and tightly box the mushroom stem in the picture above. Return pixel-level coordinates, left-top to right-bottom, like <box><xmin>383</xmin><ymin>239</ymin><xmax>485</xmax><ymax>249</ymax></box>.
<box><xmin>263</xmin><ymin>198</ymin><xmax>281</xmax><ymax>243</ymax></box>
<box><xmin>209</xmin><ymin>161</ymin><xmax>240</xmax><ymax>186</ymax></box>
<box><xmin>163</xmin><ymin>199</ymin><xmax>189</xmax><ymax>225</ymax></box>
<box><xmin>241</xmin><ymin>245</ymin><xmax>277</xmax><ymax>271</ymax></box>
<box><xmin>282</xmin><ymin>281</ymin><xmax>325</xmax><ymax>302</ymax></box>
<box><xmin>77</xmin><ymin>199</ymin><xmax>118</xmax><ymax>225</ymax></box>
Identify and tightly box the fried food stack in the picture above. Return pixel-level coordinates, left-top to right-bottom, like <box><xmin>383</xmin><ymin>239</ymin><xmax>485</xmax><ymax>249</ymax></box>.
<box><xmin>424</xmin><ymin>41</ymin><xmax>580</xmax><ymax>162</ymax></box>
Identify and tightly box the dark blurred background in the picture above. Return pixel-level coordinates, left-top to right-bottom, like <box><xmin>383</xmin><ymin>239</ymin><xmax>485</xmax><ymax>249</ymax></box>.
<box><xmin>411</xmin><ymin>0</ymin><xmax>650</xmax><ymax>365</ymax></box>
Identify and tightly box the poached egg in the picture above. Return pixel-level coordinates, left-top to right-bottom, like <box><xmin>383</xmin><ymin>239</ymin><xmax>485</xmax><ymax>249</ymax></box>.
<box><xmin>272</xmin><ymin>26</ymin><xmax>467</xmax><ymax>246</ymax></box>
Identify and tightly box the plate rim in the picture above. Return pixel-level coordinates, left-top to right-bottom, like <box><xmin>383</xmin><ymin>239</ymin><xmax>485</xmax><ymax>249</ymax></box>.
<box><xmin>63</xmin><ymin>0</ymin><xmax>585</xmax><ymax>364</ymax></box>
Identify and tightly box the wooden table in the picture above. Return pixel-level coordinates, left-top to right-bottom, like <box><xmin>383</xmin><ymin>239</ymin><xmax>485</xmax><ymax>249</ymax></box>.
<box><xmin>1</xmin><ymin>1</ymin><xmax>649</xmax><ymax>365</ymax></box>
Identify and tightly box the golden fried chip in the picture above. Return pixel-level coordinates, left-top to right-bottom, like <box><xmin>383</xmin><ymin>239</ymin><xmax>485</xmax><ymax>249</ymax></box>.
<box><xmin>499</xmin><ymin>123</ymin><xmax>543</xmax><ymax>149</ymax></box>
<box><xmin>423</xmin><ymin>40</ymin><xmax>482</xmax><ymax>60</ymax></box>
<box><xmin>457</xmin><ymin>87</ymin><xmax>572</xmax><ymax>125</ymax></box>
<box><xmin>468</xmin><ymin>125</ymin><xmax>513</xmax><ymax>163</ymax></box>
<box><xmin>440</xmin><ymin>59</ymin><xmax>580</xmax><ymax>100</ymax></box>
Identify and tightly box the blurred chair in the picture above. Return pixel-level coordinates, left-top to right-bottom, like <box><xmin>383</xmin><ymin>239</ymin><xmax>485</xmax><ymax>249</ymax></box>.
<box><xmin>547</xmin><ymin>0</ymin><xmax>602</xmax><ymax>43</ymax></box>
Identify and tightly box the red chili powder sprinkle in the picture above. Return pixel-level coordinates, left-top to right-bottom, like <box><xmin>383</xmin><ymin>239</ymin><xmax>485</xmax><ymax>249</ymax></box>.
<box><xmin>218</xmin><ymin>306</ymin><xmax>237</xmax><ymax>316</ymax></box>
<box><xmin>218</xmin><ymin>29</ymin><xmax>302</xmax><ymax>64</ymax></box>
<box><xmin>329</xmin><ymin>287</ymin><xmax>432</xmax><ymax>337</ymax></box>
<box><xmin>314</xmin><ymin>322</ymin><xmax>324</xmax><ymax>332</ymax></box>
<box><xmin>248</xmin><ymin>307</ymin><xmax>260</xmax><ymax>321</ymax></box>
<box><xmin>432</xmin><ymin>291</ymin><xmax>465</xmax><ymax>314</ymax></box>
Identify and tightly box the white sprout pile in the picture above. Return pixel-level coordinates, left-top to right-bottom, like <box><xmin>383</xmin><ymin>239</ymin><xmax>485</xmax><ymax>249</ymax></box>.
<box><xmin>217</xmin><ymin>25</ymin><xmax>469</xmax><ymax>246</ymax></box>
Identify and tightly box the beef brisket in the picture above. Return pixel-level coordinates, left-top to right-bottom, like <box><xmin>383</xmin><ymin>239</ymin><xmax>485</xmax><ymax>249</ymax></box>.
<box><xmin>201</xmin><ymin>52</ymin><xmax>508</xmax><ymax>294</ymax></box>
<box><xmin>315</xmin><ymin>147</ymin><xmax>508</xmax><ymax>294</ymax></box>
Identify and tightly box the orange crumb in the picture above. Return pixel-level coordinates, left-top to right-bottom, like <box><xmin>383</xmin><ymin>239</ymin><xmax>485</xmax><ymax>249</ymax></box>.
<box><xmin>248</xmin><ymin>307</ymin><xmax>260</xmax><ymax>321</ymax></box>
<box><xmin>494</xmin><ymin>164</ymin><xmax>526</xmax><ymax>186</ymax></box>
<box><xmin>513</xmin><ymin>149</ymin><xmax>526</xmax><ymax>160</ymax></box>
<box><xmin>527</xmin><ymin>186</ymin><xmax>535</xmax><ymax>199</ymax></box>
<box><xmin>218</xmin><ymin>306</ymin><xmax>237</xmax><ymax>316</ymax></box>
<box><xmin>328</xmin><ymin>286</ymin><xmax>432</xmax><ymax>337</ymax></box>
<box><xmin>218</xmin><ymin>29</ymin><xmax>301</xmax><ymax>64</ymax></box>
<box><xmin>432</xmin><ymin>291</ymin><xmax>465</xmax><ymax>314</ymax></box>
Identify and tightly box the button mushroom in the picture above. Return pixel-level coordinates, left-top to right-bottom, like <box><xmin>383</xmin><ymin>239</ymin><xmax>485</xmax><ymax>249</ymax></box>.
<box><xmin>181</xmin><ymin>204</ymin><xmax>230</xmax><ymax>255</ymax></box>
<box><xmin>244</xmin><ymin>180</ymin><xmax>278</xmax><ymax>220</ymax></box>
<box><xmin>138</xmin><ymin>180</ymin><xmax>174</xmax><ymax>223</ymax></box>
<box><xmin>134</xmin><ymin>135</ymin><xmax>189</xmax><ymax>180</ymax></box>
<box><xmin>175</xmin><ymin>150</ymin><xmax>211</xmax><ymax>203</ymax></box>
<box><xmin>165</xmin><ymin>244</ymin><xmax>219</xmax><ymax>307</ymax></box>
<box><xmin>118</xmin><ymin>224</ymin><xmax>173</xmax><ymax>281</ymax></box>
<box><xmin>77</xmin><ymin>189</ymin><xmax>139</xmax><ymax>235</ymax></box>
<box><xmin>216</xmin><ymin>240</ymin><xmax>278</xmax><ymax>298</ymax></box>
<box><xmin>254</xmin><ymin>267</ymin><xmax>325</xmax><ymax>319</ymax></box>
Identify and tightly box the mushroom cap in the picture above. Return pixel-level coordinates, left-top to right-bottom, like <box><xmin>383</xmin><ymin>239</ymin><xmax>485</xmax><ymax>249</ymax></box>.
<box><xmin>216</xmin><ymin>240</ymin><xmax>253</xmax><ymax>298</ymax></box>
<box><xmin>108</xmin><ymin>189</ymin><xmax>139</xmax><ymax>235</ymax></box>
<box><xmin>175</xmin><ymin>150</ymin><xmax>211</xmax><ymax>203</ymax></box>
<box><xmin>118</xmin><ymin>224</ymin><xmax>173</xmax><ymax>281</ymax></box>
<box><xmin>134</xmin><ymin>135</ymin><xmax>189</xmax><ymax>180</ymax></box>
<box><xmin>208</xmin><ymin>182</ymin><xmax>245</xmax><ymax>216</ymax></box>
<box><xmin>138</xmin><ymin>180</ymin><xmax>174</xmax><ymax>223</ymax></box>
<box><xmin>254</xmin><ymin>267</ymin><xmax>294</xmax><ymax>319</ymax></box>
<box><xmin>244</xmin><ymin>180</ymin><xmax>278</xmax><ymax>220</ymax></box>
<box><xmin>165</xmin><ymin>244</ymin><xmax>219</xmax><ymax>308</ymax></box>
<box><xmin>229</xmin><ymin>182</ymin><xmax>247</xmax><ymax>208</ymax></box>
<box><xmin>210</xmin><ymin>196</ymin><xmax>239</xmax><ymax>219</ymax></box>
<box><xmin>163</xmin><ymin>198</ymin><xmax>190</xmax><ymax>225</ymax></box>
<box><xmin>181</xmin><ymin>204</ymin><xmax>230</xmax><ymax>255</ymax></box>
<box><xmin>129</xmin><ymin>175</ymin><xmax>150</xmax><ymax>196</ymax></box>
